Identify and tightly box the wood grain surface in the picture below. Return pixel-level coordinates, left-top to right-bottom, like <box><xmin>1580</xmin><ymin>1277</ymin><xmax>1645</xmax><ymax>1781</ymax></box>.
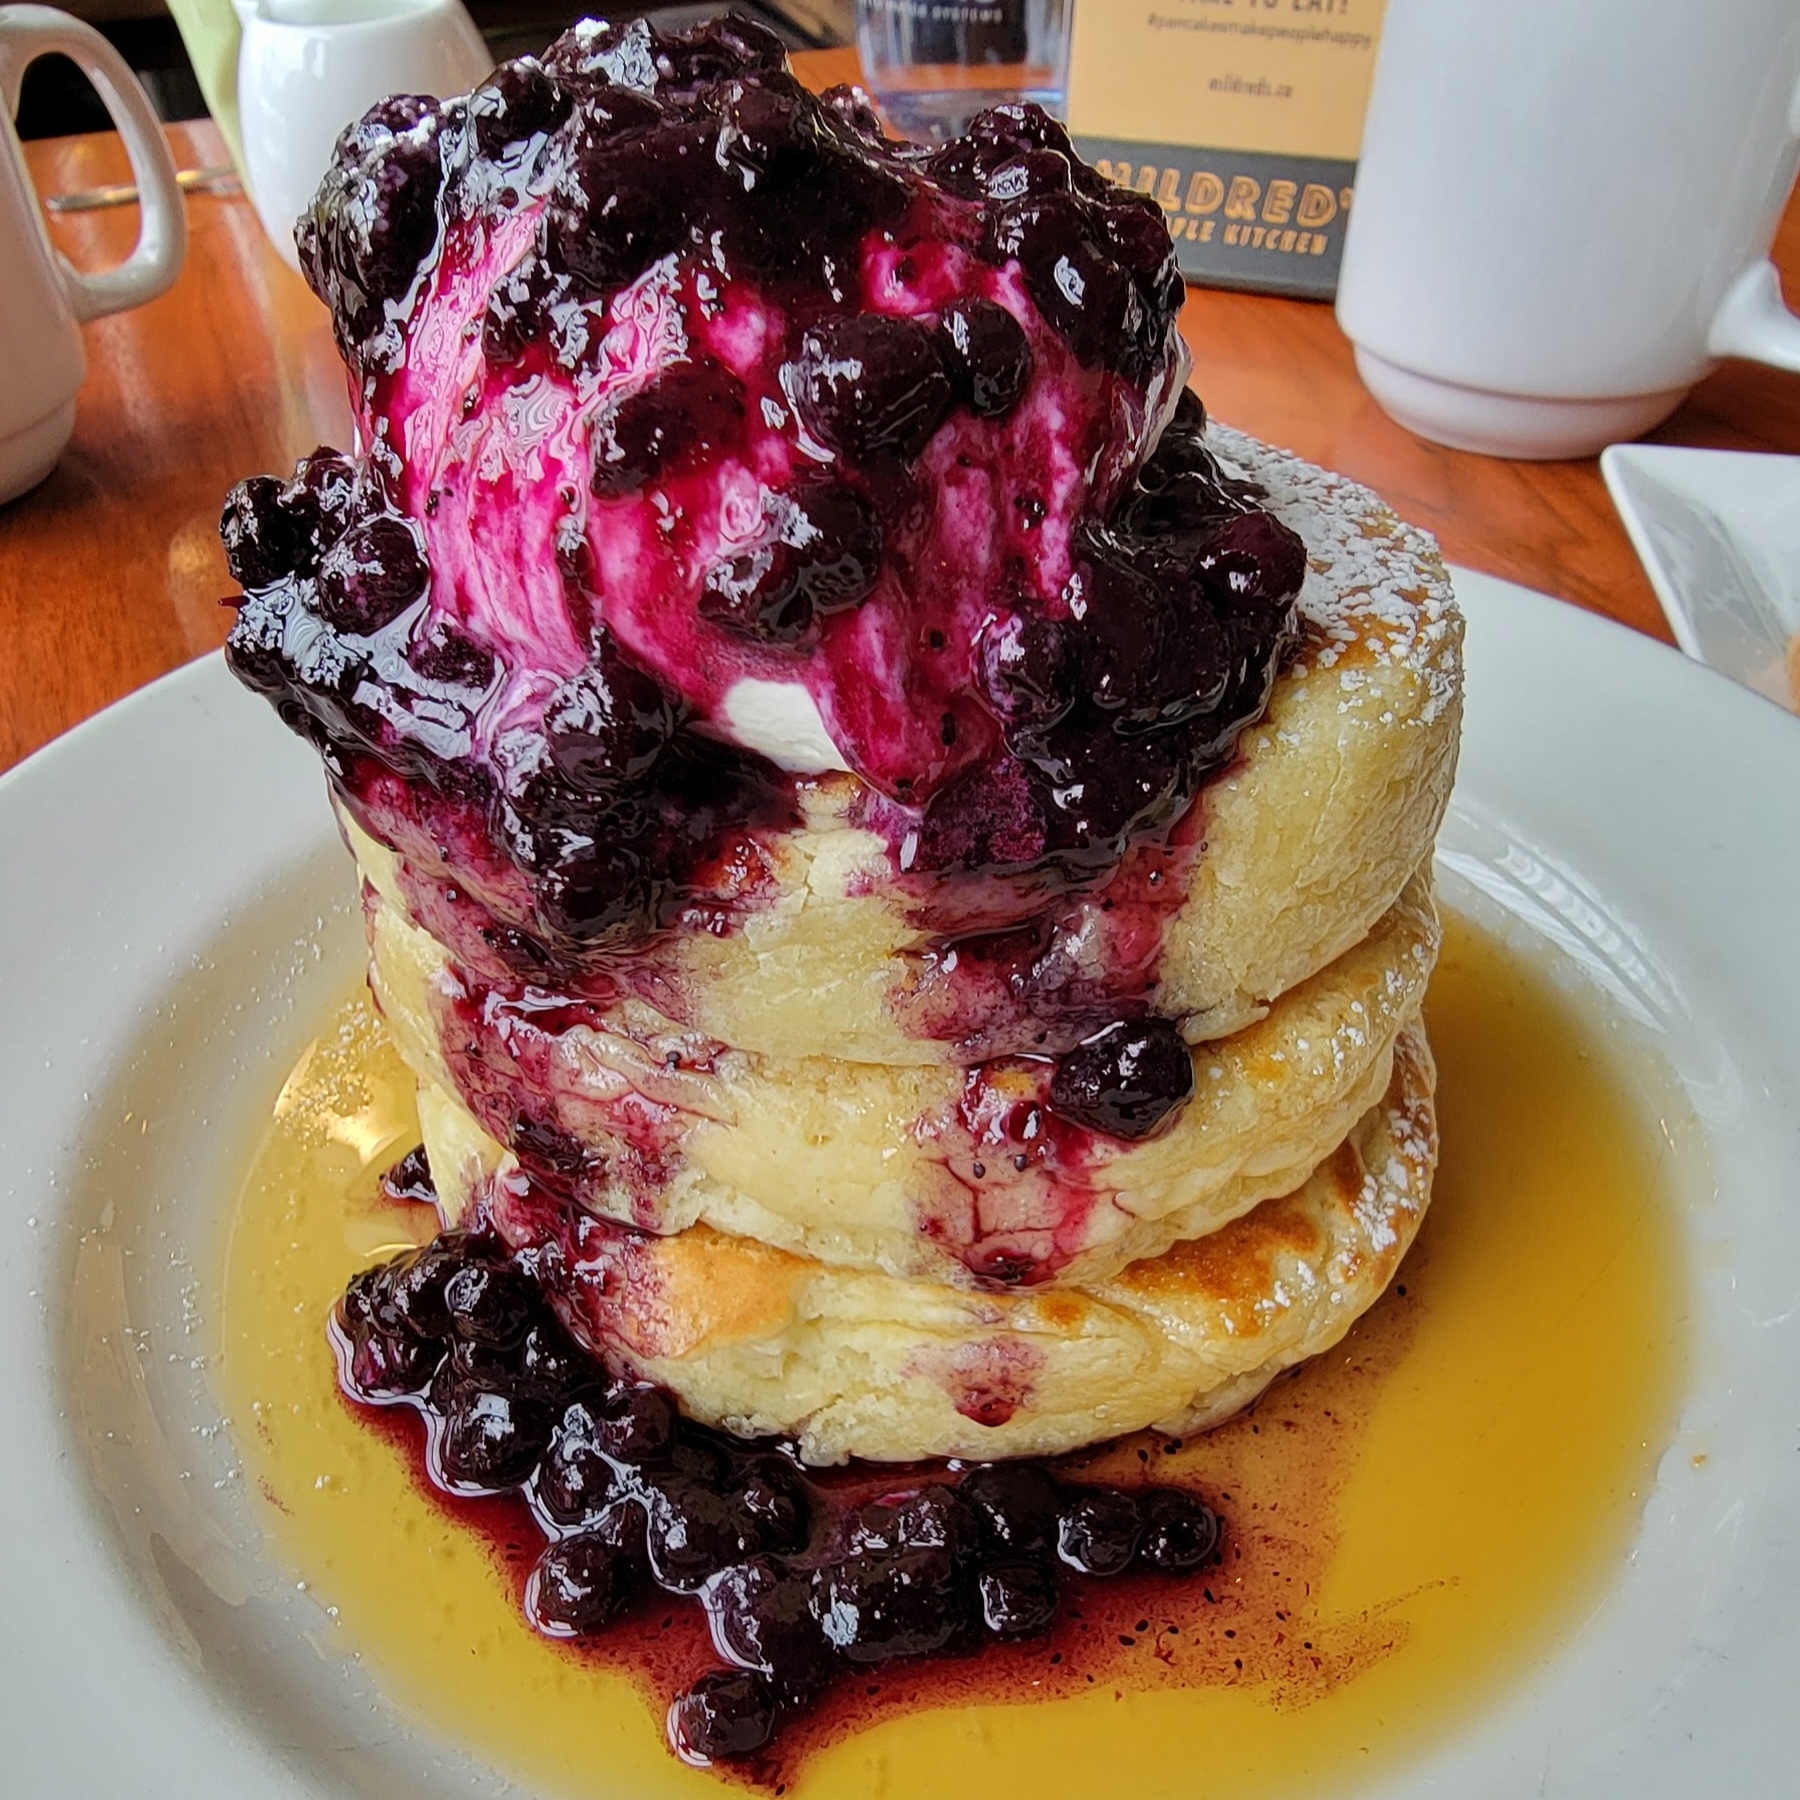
<box><xmin>4</xmin><ymin>45</ymin><xmax>1798</xmax><ymax>777</ymax></box>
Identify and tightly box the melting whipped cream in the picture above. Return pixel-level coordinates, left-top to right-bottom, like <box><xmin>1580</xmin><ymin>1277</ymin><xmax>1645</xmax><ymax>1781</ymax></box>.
<box><xmin>718</xmin><ymin>678</ymin><xmax>852</xmax><ymax>775</ymax></box>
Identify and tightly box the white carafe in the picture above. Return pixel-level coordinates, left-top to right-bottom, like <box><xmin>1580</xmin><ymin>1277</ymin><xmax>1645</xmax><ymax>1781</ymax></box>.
<box><xmin>232</xmin><ymin>0</ymin><xmax>490</xmax><ymax>272</ymax></box>
<box><xmin>0</xmin><ymin>4</ymin><xmax>186</xmax><ymax>505</ymax></box>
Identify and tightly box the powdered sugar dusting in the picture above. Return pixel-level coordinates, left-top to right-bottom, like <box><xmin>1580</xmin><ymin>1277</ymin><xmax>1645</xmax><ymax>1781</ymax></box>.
<box><xmin>1208</xmin><ymin>425</ymin><xmax>1462</xmax><ymax>724</ymax></box>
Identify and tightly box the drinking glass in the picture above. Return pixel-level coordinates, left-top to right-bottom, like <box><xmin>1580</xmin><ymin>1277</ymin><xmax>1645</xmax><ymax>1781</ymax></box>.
<box><xmin>855</xmin><ymin>0</ymin><xmax>1071</xmax><ymax>143</ymax></box>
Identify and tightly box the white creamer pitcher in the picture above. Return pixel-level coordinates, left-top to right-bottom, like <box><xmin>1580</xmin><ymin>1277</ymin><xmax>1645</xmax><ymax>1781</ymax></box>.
<box><xmin>0</xmin><ymin>5</ymin><xmax>186</xmax><ymax>504</ymax></box>
<box><xmin>233</xmin><ymin>0</ymin><xmax>490</xmax><ymax>272</ymax></box>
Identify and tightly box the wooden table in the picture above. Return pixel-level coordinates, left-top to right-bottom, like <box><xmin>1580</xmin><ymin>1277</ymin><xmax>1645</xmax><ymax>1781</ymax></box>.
<box><xmin>5</xmin><ymin>47</ymin><xmax>1799</xmax><ymax>777</ymax></box>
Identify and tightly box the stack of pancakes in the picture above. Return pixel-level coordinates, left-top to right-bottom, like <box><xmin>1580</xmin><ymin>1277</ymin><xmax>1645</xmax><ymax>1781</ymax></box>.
<box><xmin>353</xmin><ymin>427</ymin><xmax>1461</xmax><ymax>1465</ymax></box>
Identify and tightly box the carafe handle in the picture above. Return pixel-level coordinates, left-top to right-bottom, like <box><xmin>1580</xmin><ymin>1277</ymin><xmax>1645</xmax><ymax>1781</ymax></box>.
<box><xmin>0</xmin><ymin>4</ymin><xmax>187</xmax><ymax>323</ymax></box>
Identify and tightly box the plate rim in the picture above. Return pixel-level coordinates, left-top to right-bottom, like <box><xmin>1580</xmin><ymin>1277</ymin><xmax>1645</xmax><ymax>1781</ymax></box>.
<box><xmin>3</xmin><ymin>566</ymin><xmax>1800</xmax><ymax>1798</ymax></box>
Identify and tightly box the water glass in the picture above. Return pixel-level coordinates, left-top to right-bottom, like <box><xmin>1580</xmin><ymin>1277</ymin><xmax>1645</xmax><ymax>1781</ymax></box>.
<box><xmin>855</xmin><ymin>0</ymin><xmax>1072</xmax><ymax>143</ymax></box>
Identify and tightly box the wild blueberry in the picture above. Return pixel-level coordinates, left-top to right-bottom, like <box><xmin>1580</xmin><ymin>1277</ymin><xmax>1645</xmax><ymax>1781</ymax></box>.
<box><xmin>469</xmin><ymin>58</ymin><xmax>571</xmax><ymax>156</ymax></box>
<box><xmin>380</xmin><ymin>1144</ymin><xmax>437</xmax><ymax>1206</ymax></box>
<box><xmin>1056</xmin><ymin>1489</ymin><xmax>1143</xmax><ymax>1576</ymax></box>
<box><xmin>220</xmin><ymin>476</ymin><xmax>310</xmax><ymax>589</ymax></box>
<box><xmin>960</xmin><ymin>1463</ymin><xmax>1061</xmax><ymax>1557</ymax></box>
<box><xmin>284</xmin><ymin>448</ymin><xmax>358</xmax><ymax>543</ymax></box>
<box><xmin>543</xmin><ymin>644</ymin><xmax>679</xmax><ymax>793</ymax></box>
<box><xmin>594</xmin><ymin>1384</ymin><xmax>677</xmax><ymax>1463</ymax></box>
<box><xmin>668</xmin><ymin>1668</ymin><xmax>777</xmax><ymax>1764</ymax></box>
<box><xmin>337</xmin><ymin>1302</ymin><xmax>441</xmax><ymax>1400</ymax></box>
<box><xmin>984</xmin><ymin>192</ymin><xmax>1141</xmax><ymax>369</ymax></box>
<box><xmin>812</xmin><ymin>1546</ymin><xmax>967</xmax><ymax>1662</ymax></box>
<box><xmin>315</xmin><ymin>514</ymin><xmax>428</xmax><ymax>635</ymax></box>
<box><xmin>977</xmin><ymin>1561</ymin><xmax>1059</xmax><ymax>1637</ymax></box>
<box><xmin>703</xmin><ymin>1555</ymin><xmax>830</xmax><ymax>1676</ymax></box>
<box><xmin>549</xmin><ymin>144</ymin><xmax>683</xmax><ymax>295</ymax></box>
<box><xmin>1137</xmin><ymin>1489</ymin><xmax>1221</xmax><ymax>1573</ymax></box>
<box><xmin>728</xmin><ymin>1456</ymin><xmax>809</xmax><ymax>1553</ymax></box>
<box><xmin>535</xmin><ymin>841</ymin><xmax>655</xmax><ymax>946</ymax></box>
<box><xmin>529</xmin><ymin>1532</ymin><xmax>635</xmax><ymax>1635</ymax></box>
<box><xmin>1096</xmin><ymin>194</ymin><xmax>1182</xmax><ymax>311</ymax></box>
<box><xmin>1192</xmin><ymin>510</ymin><xmax>1309</xmax><ymax>612</ymax></box>
<box><xmin>698</xmin><ymin>542</ymin><xmax>811</xmax><ymax>644</ymax></box>
<box><xmin>433</xmin><ymin>1384</ymin><xmax>553</xmax><ymax>1492</ymax></box>
<box><xmin>642</xmin><ymin>1473</ymin><xmax>765</xmax><ymax>1591</ymax></box>
<box><xmin>888</xmin><ymin>1484</ymin><xmax>980</xmax><ymax>1558</ymax></box>
<box><xmin>591</xmin><ymin>359</ymin><xmax>746</xmax><ymax>496</ymax></box>
<box><xmin>443</xmin><ymin>1260</ymin><xmax>538</xmax><ymax>1348</ymax></box>
<box><xmin>1049</xmin><ymin>1018</ymin><xmax>1194</xmax><ymax>1139</ymax></box>
<box><xmin>936</xmin><ymin>297</ymin><xmax>1033</xmax><ymax>419</ymax></box>
<box><xmin>787</xmin><ymin>314</ymin><xmax>952</xmax><ymax>461</ymax></box>
<box><xmin>537</xmin><ymin>1401</ymin><xmax>619</xmax><ymax>1525</ymax></box>
<box><xmin>382</xmin><ymin>1238</ymin><xmax>467</xmax><ymax>1339</ymax></box>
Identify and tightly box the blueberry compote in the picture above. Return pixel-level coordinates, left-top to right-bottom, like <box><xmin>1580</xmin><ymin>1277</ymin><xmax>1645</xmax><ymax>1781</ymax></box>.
<box><xmin>335</xmin><ymin>1149</ymin><xmax>1223</xmax><ymax>1769</ymax></box>
<box><xmin>222</xmin><ymin>14</ymin><xmax>1302</xmax><ymax>1108</ymax></box>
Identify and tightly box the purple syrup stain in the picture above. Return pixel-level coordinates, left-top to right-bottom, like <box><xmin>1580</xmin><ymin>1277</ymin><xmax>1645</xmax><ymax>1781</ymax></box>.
<box><xmin>334</xmin><ymin>1133</ymin><xmax>1227</xmax><ymax>1764</ymax></box>
<box><xmin>911</xmin><ymin>1060</ymin><xmax>1111</xmax><ymax>1287</ymax></box>
<box><xmin>225</xmin><ymin>17</ymin><xmax>1298</xmax><ymax>1058</ymax></box>
<box><xmin>882</xmin><ymin>814</ymin><xmax>1205</xmax><ymax>1062</ymax></box>
<box><xmin>432</xmin><ymin>978</ymin><xmax>715</xmax><ymax>1216</ymax></box>
<box><xmin>936</xmin><ymin>1338</ymin><xmax>1044</xmax><ymax>1428</ymax></box>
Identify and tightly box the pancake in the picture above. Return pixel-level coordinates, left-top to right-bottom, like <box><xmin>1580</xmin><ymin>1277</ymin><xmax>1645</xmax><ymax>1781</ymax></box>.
<box><xmin>368</xmin><ymin>869</ymin><xmax>1437</xmax><ymax>1288</ymax></box>
<box><xmin>345</xmin><ymin>428</ymin><xmax>1461</xmax><ymax>1069</ymax></box>
<box><xmin>415</xmin><ymin>1023</ymin><xmax>1435</xmax><ymax>1464</ymax></box>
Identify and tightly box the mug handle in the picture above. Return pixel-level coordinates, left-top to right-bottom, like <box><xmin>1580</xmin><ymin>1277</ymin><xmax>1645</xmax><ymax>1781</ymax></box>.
<box><xmin>1707</xmin><ymin>260</ymin><xmax>1800</xmax><ymax>374</ymax></box>
<box><xmin>0</xmin><ymin>3</ymin><xmax>187</xmax><ymax>323</ymax></box>
<box><xmin>1706</xmin><ymin>70</ymin><xmax>1800</xmax><ymax>372</ymax></box>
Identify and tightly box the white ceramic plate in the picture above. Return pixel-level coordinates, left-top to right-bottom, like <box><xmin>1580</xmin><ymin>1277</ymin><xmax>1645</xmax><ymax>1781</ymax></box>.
<box><xmin>2</xmin><ymin>567</ymin><xmax>1799</xmax><ymax>1798</ymax></box>
<box><xmin>1601</xmin><ymin>442</ymin><xmax>1800</xmax><ymax>710</ymax></box>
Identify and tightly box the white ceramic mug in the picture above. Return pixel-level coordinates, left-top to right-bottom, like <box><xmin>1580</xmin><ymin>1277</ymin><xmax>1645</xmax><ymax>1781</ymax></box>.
<box><xmin>234</xmin><ymin>0</ymin><xmax>491</xmax><ymax>273</ymax></box>
<box><xmin>0</xmin><ymin>5</ymin><xmax>186</xmax><ymax>505</ymax></box>
<box><xmin>1336</xmin><ymin>0</ymin><xmax>1800</xmax><ymax>460</ymax></box>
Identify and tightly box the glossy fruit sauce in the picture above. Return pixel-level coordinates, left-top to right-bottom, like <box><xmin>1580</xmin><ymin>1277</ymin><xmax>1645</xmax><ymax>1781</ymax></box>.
<box><xmin>220</xmin><ymin>17</ymin><xmax>1301</xmax><ymax>1095</ymax></box>
<box><xmin>328</xmin><ymin>1189</ymin><xmax>1228</xmax><ymax>1767</ymax></box>
<box><xmin>216</xmin><ymin>912</ymin><xmax>1690</xmax><ymax>1797</ymax></box>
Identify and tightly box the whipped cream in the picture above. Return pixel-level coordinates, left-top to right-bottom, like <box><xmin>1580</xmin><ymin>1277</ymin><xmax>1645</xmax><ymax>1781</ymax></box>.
<box><xmin>717</xmin><ymin>678</ymin><xmax>852</xmax><ymax>775</ymax></box>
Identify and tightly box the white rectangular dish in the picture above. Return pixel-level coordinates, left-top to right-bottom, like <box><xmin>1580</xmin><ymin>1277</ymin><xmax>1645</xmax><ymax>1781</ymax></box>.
<box><xmin>1601</xmin><ymin>442</ymin><xmax>1800</xmax><ymax>711</ymax></box>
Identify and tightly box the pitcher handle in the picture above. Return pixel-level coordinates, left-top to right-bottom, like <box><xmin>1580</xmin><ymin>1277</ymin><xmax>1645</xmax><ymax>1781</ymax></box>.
<box><xmin>0</xmin><ymin>4</ymin><xmax>187</xmax><ymax>322</ymax></box>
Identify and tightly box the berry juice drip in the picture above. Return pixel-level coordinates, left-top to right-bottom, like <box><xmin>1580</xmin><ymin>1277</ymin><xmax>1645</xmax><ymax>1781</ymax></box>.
<box><xmin>335</xmin><ymin>1149</ymin><xmax>1224</xmax><ymax>1768</ymax></box>
<box><xmin>219</xmin><ymin>15</ymin><xmax>1302</xmax><ymax>1124</ymax></box>
<box><xmin>225</xmin><ymin>941</ymin><xmax>1693</xmax><ymax>1799</ymax></box>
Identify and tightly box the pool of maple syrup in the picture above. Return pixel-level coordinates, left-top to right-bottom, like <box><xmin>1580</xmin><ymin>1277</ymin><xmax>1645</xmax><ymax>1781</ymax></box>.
<box><xmin>215</xmin><ymin>911</ymin><xmax>1691</xmax><ymax>1798</ymax></box>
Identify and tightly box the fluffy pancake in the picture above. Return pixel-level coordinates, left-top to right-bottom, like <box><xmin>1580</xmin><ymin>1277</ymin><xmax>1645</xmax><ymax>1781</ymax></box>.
<box><xmin>416</xmin><ymin>1024</ymin><xmax>1436</xmax><ymax>1464</ymax></box>
<box><xmin>368</xmin><ymin>869</ymin><xmax>1437</xmax><ymax>1288</ymax></box>
<box><xmin>346</xmin><ymin>427</ymin><xmax>1461</xmax><ymax>1068</ymax></box>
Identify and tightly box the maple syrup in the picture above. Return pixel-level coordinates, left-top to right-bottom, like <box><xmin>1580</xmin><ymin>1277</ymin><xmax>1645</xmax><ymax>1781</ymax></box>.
<box><xmin>216</xmin><ymin>911</ymin><xmax>1691</xmax><ymax>1797</ymax></box>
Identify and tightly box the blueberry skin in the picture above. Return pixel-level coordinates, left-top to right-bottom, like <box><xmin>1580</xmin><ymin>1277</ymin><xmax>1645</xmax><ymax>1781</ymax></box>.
<box><xmin>1137</xmin><ymin>1489</ymin><xmax>1222</xmax><ymax>1573</ymax></box>
<box><xmin>703</xmin><ymin>1555</ymin><xmax>832</xmax><ymax>1682</ymax></box>
<box><xmin>668</xmin><ymin>1667</ymin><xmax>778</xmax><ymax>1764</ymax></box>
<box><xmin>529</xmin><ymin>1531</ymin><xmax>636</xmax><ymax>1635</ymax></box>
<box><xmin>1056</xmin><ymin>1489</ymin><xmax>1144</xmax><ymax>1576</ymax></box>
<box><xmin>977</xmin><ymin>1561</ymin><xmax>1059</xmax><ymax>1637</ymax></box>
<box><xmin>812</xmin><ymin>1546</ymin><xmax>969</xmax><ymax>1662</ymax></box>
<box><xmin>1048</xmin><ymin>1018</ymin><xmax>1195</xmax><ymax>1140</ymax></box>
<box><xmin>787</xmin><ymin>314</ymin><xmax>954</xmax><ymax>462</ymax></box>
<box><xmin>960</xmin><ymin>1462</ymin><xmax>1062</xmax><ymax>1557</ymax></box>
